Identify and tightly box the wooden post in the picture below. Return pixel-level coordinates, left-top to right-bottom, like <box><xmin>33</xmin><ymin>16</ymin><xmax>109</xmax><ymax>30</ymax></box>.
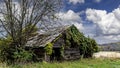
<box><xmin>44</xmin><ymin>52</ymin><xmax>50</xmax><ymax>62</ymax></box>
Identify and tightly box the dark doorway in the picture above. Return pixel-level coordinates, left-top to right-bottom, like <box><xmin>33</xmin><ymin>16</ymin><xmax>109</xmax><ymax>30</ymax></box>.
<box><xmin>50</xmin><ymin>48</ymin><xmax>61</xmax><ymax>61</ymax></box>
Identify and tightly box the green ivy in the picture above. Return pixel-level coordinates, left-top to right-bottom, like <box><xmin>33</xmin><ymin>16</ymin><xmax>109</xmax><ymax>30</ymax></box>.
<box><xmin>63</xmin><ymin>25</ymin><xmax>99</xmax><ymax>58</ymax></box>
<box><xmin>44</xmin><ymin>42</ymin><xmax>53</xmax><ymax>55</ymax></box>
<box><xmin>45</xmin><ymin>25</ymin><xmax>99</xmax><ymax>58</ymax></box>
<box><xmin>64</xmin><ymin>25</ymin><xmax>85</xmax><ymax>47</ymax></box>
<box><xmin>60</xmin><ymin>45</ymin><xmax>64</xmax><ymax>57</ymax></box>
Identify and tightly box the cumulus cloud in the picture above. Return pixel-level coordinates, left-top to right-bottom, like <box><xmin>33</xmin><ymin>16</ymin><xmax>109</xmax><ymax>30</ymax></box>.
<box><xmin>86</xmin><ymin>7</ymin><xmax>120</xmax><ymax>44</ymax></box>
<box><xmin>94</xmin><ymin>35</ymin><xmax>120</xmax><ymax>44</ymax></box>
<box><xmin>86</xmin><ymin>8</ymin><xmax>120</xmax><ymax>35</ymax></box>
<box><xmin>69</xmin><ymin>0</ymin><xmax>85</xmax><ymax>4</ymax></box>
<box><xmin>56</xmin><ymin>10</ymin><xmax>84</xmax><ymax>31</ymax></box>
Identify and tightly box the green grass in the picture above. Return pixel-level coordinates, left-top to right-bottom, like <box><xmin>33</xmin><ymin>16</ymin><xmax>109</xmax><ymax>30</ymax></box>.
<box><xmin>1</xmin><ymin>58</ymin><xmax>120</xmax><ymax>68</ymax></box>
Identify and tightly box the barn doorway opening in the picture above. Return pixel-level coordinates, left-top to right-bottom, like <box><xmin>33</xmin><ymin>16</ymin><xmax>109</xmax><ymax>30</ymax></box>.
<box><xmin>50</xmin><ymin>48</ymin><xmax>61</xmax><ymax>61</ymax></box>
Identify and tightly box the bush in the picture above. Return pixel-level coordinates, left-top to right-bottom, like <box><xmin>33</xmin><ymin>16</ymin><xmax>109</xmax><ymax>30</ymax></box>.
<box><xmin>13</xmin><ymin>48</ymin><xmax>34</xmax><ymax>63</ymax></box>
<box><xmin>0</xmin><ymin>37</ymin><xmax>12</xmax><ymax>62</ymax></box>
<box><xmin>79</xmin><ymin>37</ymin><xmax>99</xmax><ymax>58</ymax></box>
<box><xmin>0</xmin><ymin>38</ymin><xmax>34</xmax><ymax>64</ymax></box>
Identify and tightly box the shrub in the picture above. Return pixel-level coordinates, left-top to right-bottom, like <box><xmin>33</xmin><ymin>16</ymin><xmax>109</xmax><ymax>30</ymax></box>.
<box><xmin>13</xmin><ymin>48</ymin><xmax>34</xmax><ymax>63</ymax></box>
<box><xmin>79</xmin><ymin>37</ymin><xmax>99</xmax><ymax>58</ymax></box>
<box><xmin>0</xmin><ymin>37</ymin><xmax>12</xmax><ymax>62</ymax></box>
<box><xmin>0</xmin><ymin>38</ymin><xmax>34</xmax><ymax>64</ymax></box>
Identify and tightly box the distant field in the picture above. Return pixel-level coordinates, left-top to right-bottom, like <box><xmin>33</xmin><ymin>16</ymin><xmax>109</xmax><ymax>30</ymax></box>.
<box><xmin>1</xmin><ymin>58</ymin><xmax>120</xmax><ymax>68</ymax></box>
<box><xmin>93</xmin><ymin>51</ymin><xmax>120</xmax><ymax>58</ymax></box>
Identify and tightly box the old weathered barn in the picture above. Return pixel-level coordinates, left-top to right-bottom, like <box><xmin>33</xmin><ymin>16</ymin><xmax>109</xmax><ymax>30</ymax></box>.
<box><xmin>25</xmin><ymin>25</ymin><xmax>92</xmax><ymax>61</ymax></box>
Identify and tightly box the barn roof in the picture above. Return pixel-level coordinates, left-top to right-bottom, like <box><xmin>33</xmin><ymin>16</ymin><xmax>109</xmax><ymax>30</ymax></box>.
<box><xmin>26</xmin><ymin>25</ymin><xmax>70</xmax><ymax>47</ymax></box>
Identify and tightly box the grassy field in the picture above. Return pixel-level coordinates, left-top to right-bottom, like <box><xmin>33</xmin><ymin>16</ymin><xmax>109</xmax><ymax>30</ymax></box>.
<box><xmin>1</xmin><ymin>58</ymin><xmax>120</xmax><ymax>68</ymax></box>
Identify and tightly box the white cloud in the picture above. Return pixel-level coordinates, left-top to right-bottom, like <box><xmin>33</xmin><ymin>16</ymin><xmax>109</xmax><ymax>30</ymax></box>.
<box><xmin>86</xmin><ymin>8</ymin><xmax>120</xmax><ymax>35</ymax></box>
<box><xmin>69</xmin><ymin>0</ymin><xmax>85</xmax><ymax>4</ymax></box>
<box><xmin>86</xmin><ymin>7</ymin><xmax>120</xmax><ymax>44</ymax></box>
<box><xmin>94</xmin><ymin>35</ymin><xmax>120</xmax><ymax>44</ymax></box>
<box><xmin>94</xmin><ymin>0</ymin><xmax>101</xmax><ymax>3</ymax></box>
<box><xmin>56</xmin><ymin>10</ymin><xmax>84</xmax><ymax>31</ymax></box>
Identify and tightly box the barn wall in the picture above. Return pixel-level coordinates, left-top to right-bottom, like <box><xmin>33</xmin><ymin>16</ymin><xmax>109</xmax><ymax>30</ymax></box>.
<box><xmin>64</xmin><ymin>48</ymin><xmax>80</xmax><ymax>60</ymax></box>
<box><xmin>53</xmin><ymin>37</ymin><xmax>81</xmax><ymax>60</ymax></box>
<box><xmin>53</xmin><ymin>37</ymin><xmax>65</xmax><ymax>48</ymax></box>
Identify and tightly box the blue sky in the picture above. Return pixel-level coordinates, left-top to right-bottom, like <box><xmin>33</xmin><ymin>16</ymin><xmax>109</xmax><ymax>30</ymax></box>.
<box><xmin>64</xmin><ymin>0</ymin><xmax>120</xmax><ymax>12</ymax></box>
<box><xmin>59</xmin><ymin>0</ymin><xmax>120</xmax><ymax>44</ymax></box>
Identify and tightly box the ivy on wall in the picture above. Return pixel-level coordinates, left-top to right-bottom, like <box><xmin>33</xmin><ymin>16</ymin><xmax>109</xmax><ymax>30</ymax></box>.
<box><xmin>45</xmin><ymin>25</ymin><xmax>99</xmax><ymax>58</ymax></box>
<box><xmin>62</xmin><ymin>25</ymin><xmax>99</xmax><ymax>58</ymax></box>
<box><xmin>44</xmin><ymin>42</ymin><xmax>53</xmax><ymax>55</ymax></box>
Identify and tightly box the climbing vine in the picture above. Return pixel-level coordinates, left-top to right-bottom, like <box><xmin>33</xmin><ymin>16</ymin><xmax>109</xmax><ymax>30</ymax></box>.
<box><xmin>60</xmin><ymin>45</ymin><xmax>64</xmax><ymax>57</ymax></box>
<box><xmin>44</xmin><ymin>42</ymin><xmax>53</xmax><ymax>55</ymax></box>
<box><xmin>45</xmin><ymin>25</ymin><xmax>99</xmax><ymax>58</ymax></box>
<box><xmin>63</xmin><ymin>25</ymin><xmax>99</xmax><ymax>58</ymax></box>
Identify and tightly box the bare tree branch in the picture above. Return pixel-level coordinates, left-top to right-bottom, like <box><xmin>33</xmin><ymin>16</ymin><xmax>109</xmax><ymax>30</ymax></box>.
<box><xmin>0</xmin><ymin>0</ymin><xmax>62</xmax><ymax>47</ymax></box>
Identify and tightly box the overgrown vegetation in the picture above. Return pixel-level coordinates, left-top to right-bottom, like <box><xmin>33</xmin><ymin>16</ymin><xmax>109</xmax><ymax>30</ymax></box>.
<box><xmin>62</xmin><ymin>25</ymin><xmax>99</xmax><ymax>58</ymax></box>
<box><xmin>0</xmin><ymin>25</ymin><xmax>38</xmax><ymax>64</ymax></box>
<box><xmin>60</xmin><ymin>45</ymin><xmax>64</xmax><ymax>58</ymax></box>
<box><xmin>0</xmin><ymin>0</ymin><xmax>62</xmax><ymax>64</ymax></box>
<box><xmin>48</xmin><ymin>25</ymin><xmax>99</xmax><ymax>59</ymax></box>
<box><xmin>0</xmin><ymin>0</ymin><xmax>99</xmax><ymax>65</ymax></box>
<box><xmin>44</xmin><ymin>42</ymin><xmax>53</xmax><ymax>55</ymax></box>
<box><xmin>0</xmin><ymin>24</ymin><xmax>99</xmax><ymax>64</ymax></box>
<box><xmin>0</xmin><ymin>37</ymin><xmax>34</xmax><ymax>64</ymax></box>
<box><xmin>48</xmin><ymin>25</ymin><xmax>99</xmax><ymax>60</ymax></box>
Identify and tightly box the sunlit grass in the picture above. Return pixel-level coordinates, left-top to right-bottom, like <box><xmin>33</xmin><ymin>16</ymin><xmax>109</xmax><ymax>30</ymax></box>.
<box><xmin>1</xmin><ymin>58</ymin><xmax>120</xmax><ymax>68</ymax></box>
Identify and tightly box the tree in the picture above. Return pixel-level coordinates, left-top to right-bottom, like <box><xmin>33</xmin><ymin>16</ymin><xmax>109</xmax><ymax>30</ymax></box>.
<box><xmin>0</xmin><ymin>0</ymin><xmax>62</xmax><ymax>48</ymax></box>
<box><xmin>0</xmin><ymin>0</ymin><xmax>62</xmax><ymax>63</ymax></box>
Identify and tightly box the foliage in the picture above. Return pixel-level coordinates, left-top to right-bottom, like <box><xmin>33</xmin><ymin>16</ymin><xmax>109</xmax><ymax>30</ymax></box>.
<box><xmin>0</xmin><ymin>0</ymin><xmax>62</xmax><ymax>64</ymax></box>
<box><xmin>13</xmin><ymin>48</ymin><xmax>34</xmax><ymax>63</ymax></box>
<box><xmin>0</xmin><ymin>37</ymin><xmax>34</xmax><ymax>64</ymax></box>
<box><xmin>90</xmin><ymin>38</ymin><xmax>99</xmax><ymax>52</ymax></box>
<box><xmin>79</xmin><ymin>37</ymin><xmax>99</xmax><ymax>58</ymax></box>
<box><xmin>44</xmin><ymin>42</ymin><xmax>53</xmax><ymax>55</ymax></box>
<box><xmin>60</xmin><ymin>45</ymin><xmax>64</xmax><ymax>59</ymax></box>
<box><xmin>64</xmin><ymin>25</ymin><xmax>84</xmax><ymax>47</ymax></box>
<box><xmin>51</xmin><ymin>25</ymin><xmax>99</xmax><ymax>58</ymax></box>
<box><xmin>63</xmin><ymin>25</ymin><xmax>99</xmax><ymax>58</ymax></box>
<box><xmin>0</xmin><ymin>37</ymin><xmax>12</xmax><ymax>62</ymax></box>
<box><xmin>0</xmin><ymin>24</ymin><xmax>38</xmax><ymax>64</ymax></box>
